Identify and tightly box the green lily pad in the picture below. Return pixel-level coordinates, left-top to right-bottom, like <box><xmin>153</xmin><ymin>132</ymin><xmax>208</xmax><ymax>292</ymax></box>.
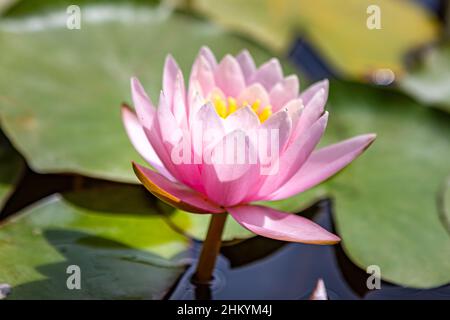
<box><xmin>0</xmin><ymin>5</ymin><xmax>276</xmax><ymax>183</ymax></box>
<box><xmin>439</xmin><ymin>176</ymin><xmax>450</xmax><ymax>234</ymax></box>
<box><xmin>0</xmin><ymin>185</ymin><xmax>190</xmax><ymax>299</ymax></box>
<box><xmin>2</xmin><ymin>0</ymin><xmax>159</xmax><ymax>17</ymax></box>
<box><xmin>0</xmin><ymin>132</ymin><xmax>24</xmax><ymax>210</ymax></box>
<box><xmin>190</xmin><ymin>0</ymin><xmax>438</xmax><ymax>79</ymax></box>
<box><xmin>322</xmin><ymin>81</ymin><xmax>450</xmax><ymax>288</ymax></box>
<box><xmin>399</xmin><ymin>43</ymin><xmax>450</xmax><ymax>113</ymax></box>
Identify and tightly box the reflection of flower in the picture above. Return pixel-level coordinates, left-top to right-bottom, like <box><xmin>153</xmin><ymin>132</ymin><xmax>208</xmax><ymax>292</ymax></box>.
<box><xmin>122</xmin><ymin>47</ymin><xmax>375</xmax><ymax>244</ymax></box>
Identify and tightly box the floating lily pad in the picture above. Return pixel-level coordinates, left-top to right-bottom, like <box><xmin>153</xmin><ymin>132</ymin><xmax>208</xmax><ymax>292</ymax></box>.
<box><xmin>191</xmin><ymin>0</ymin><xmax>438</xmax><ymax>79</ymax></box>
<box><xmin>400</xmin><ymin>43</ymin><xmax>450</xmax><ymax>113</ymax></box>
<box><xmin>0</xmin><ymin>185</ymin><xmax>190</xmax><ymax>299</ymax></box>
<box><xmin>0</xmin><ymin>132</ymin><xmax>24</xmax><ymax>210</ymax></box>
<box><xmin>439</xmin><ymin>176</ymin><xmax>450</xmax><ymax>234</ymax></box>
<box><xmin>0</xmin><ymin>5</ymin><xmax>276</xmax><ymax>183</ymax></box>
<box><xmin>307</xmin><ymin>81</ymin><xmax>449</xmax><ymax>288</ymax></box>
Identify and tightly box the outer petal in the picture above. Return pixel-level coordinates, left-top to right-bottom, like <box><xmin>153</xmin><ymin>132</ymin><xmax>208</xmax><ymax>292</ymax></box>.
<box><xmin>269</xmin><ymin>75</ymin><xmax>299</xmax><ymax>111</ymax></box>
<box><xmin>199</xmin><ymin>46</ymin><xmax>218</xmax><ymax>69</ymax></box>
<box><xmin>291</xmin><ymin>87</ymin><xmax>327</xmax><ymax>143</ymax></box>
<box><xmin>133</xmin><ymin>162</ymin><xmax>224</xmax><ymax>213</ymax></box>
<box><xmin>202</xmin><ymin>130</ymin><xmax>259</xmax><ymax>206</ymax></box>
<box><xmin>249</xmin><ymin>58</ymin><xmax>283</xmax><ymax>91</ymax></box>
<box><xmin>214</xmin><ymin>55</ymin><xmax>246</xmax><ymax>97</ymax></box>
<box><xmin>228</xmin><ymin>205</ymin><xmax>340</xmax><ymax>244</ymax></box>
<box><xmin>130</xmin><ymin>77</ymin><xmax>155</xmax><ymax>128</ymax></box>
<box><xmin>268</xmin><ymin>134</ymin><xmax>376</xmax><ymax>200</ymax></box>
<box><xmin>256</xmin><ymin>112</ymin><xmax>328</xmax><ymax>199</ymax></box>
<box><xmin>121</xmin><ymin>105</ymin><xmax>175</xmax><ymax>181</ymax></box>
<box><xmin>300</xmin><ymin>79</ymin><xmax>329</xmax><ymax>105</ymax></box>
<box><xmin>163</xmin><ymin>55</ymin><xmax>181</xmax><ymax>106</ymax></box>
<box><xmin>190</xmin><ymin>55</ymin><xmax>216</xmax><ymax>98</ymax></box>
<box><xmin>236</xmin><ymin>49</ymin><xmax>256</xmax><ymax>83</ymax></box>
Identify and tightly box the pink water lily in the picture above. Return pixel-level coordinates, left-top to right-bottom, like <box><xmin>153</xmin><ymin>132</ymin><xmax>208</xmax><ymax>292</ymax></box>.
<box><xmin>122</xmin><ymin>47</ymin><xmax>375</xmax><ymax>246</ymax></box>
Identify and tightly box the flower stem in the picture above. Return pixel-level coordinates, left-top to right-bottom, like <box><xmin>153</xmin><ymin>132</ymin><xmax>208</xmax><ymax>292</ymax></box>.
<box><xmin>193</xmin><ymin>213</ymin><xmax>228</xmax><ymax>284</ymax></box>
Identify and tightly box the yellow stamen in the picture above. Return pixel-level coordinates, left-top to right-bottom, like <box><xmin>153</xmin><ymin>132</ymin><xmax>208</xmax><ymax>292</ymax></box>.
<box><xmin>214</xmin><ymin>96</ymin><xmax>227</xmax><ymax>118</ymax></box>
<box><xmin>259</xmin><ymin>106</ymin><xmax>272</xmax><ymax>122</ymax></box>
<box><xmin>251</xmin><ymin>99</ymin><xmax>261</xmax><ymax>113</ymax></box>
<box><xmin>212</xmin><ymin>95</ymin><xmax>272</xmax><ymax>123</ymax></box>
<box><xmin>227</xmin><ymin>97</ymin><xmax>237</xmax><ymax>114</ymax></box>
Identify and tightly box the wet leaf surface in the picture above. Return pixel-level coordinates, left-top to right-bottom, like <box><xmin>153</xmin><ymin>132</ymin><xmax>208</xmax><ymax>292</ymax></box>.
<box><xmin>0</xmin><ymin>186</ymin><xmax>190</xmax><ymax>299</ymax></box>
<box><xmin>259</xmin><ymin>80</ymin><xmax>450</xmax><ymax>288</ymax></box>
<box><xmin>400</xmin><ymin>43</ymin><xmax>450</xmax><ymax>113</ymax></box>
<box><xmin>0</xmin><ymin>5</ymin><xmax>277</xmax><ymax>183</ymax></box>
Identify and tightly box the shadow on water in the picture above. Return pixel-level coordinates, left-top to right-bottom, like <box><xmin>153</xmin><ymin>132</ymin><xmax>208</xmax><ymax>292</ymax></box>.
<box><xmin>9</xmin><ymin>230</ymin><xmax>185</xmax><ymax>300</ymax></box>
<box><xmin>169</xmin><ymin>200</ymin><xmax>450</xmax><ymax>300</ymax></box>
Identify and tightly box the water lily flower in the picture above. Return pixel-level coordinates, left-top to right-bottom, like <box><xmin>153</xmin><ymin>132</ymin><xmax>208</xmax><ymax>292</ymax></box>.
<box><xmin>121</xmin><ymin>47</ymin><xmax>375</xmax><ymax>281</ymax></box>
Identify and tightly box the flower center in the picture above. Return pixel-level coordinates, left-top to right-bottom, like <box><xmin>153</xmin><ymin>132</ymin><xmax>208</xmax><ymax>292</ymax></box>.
<box><xmin>212</xmin><ymin>95</ymin><xmax>272</xmax><ymax>123</ymax></box>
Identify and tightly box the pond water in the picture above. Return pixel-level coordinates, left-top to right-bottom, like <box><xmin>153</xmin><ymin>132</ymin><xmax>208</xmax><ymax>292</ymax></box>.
<box><xmin>169</xmin><ymin>200</ymin><xmax>450</xmax><ymax>300</ymax></box>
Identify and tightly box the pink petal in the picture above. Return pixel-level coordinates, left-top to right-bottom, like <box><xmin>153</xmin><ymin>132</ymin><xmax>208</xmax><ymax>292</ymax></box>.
<box><xmin>163</xmin><ymin>55</ymin><xmax>182</xmax><ymax>106</ymax></box>
<box><xmin>172</xmin><ymin>75</ymin><xmax>188</xmax><ymax>130</ymax></box>
<box><xmin>283</xmin><ymin>98</ymin><xmax>303</xmax><ymax>129</ymax></box>
<box><xmin>121</xmin><ymin>105</ymin><xmax>175</xmax><ymax>181</ymax></box>
<box><xmin>269</xmin><ymin>75</ymin><xmax>300</xmax><ymax>111</ymax></box>
<box><xmin>224</xmin><ymin>106</ymin><xmax>260</xmax><ymax>134</ymax></box>
<box><xmin>199</xmin><ymin>46</ymin><xmax>218</xmax><ymax>69</ymax></box>
<box><xmin>191</xmin><ymin>102</ymin><xmax>226</xmax><ymax>159</ymax></box>
<box><xmin>269</xmin><ymin>134</ymin><xmax>376</xmax><ymax>200</ymax></box>
<box><xmin>228</xmin><ymin>205</ymin><xmax>340</xmax><ymax>244</ymax></box>
<box><xmin>215</xmin><ymin>55</ymin><xmax>246</xmax><ymax>97</ymax></box>
<box><xmin>236</xmin><ymin>49</ymin><xmax>256</xmax><ymax>83</ymax></box>
<box><xmin>133</xmin><ymin>162</ymin><xmax>224</xmax><ymax>214</ymax></box>
<box><xmin>157</xmin><ymin>91</ymin><xmax>183</xmax><ymax>147</ymax></box>
<box><xmin>256</xmin><ymin>112</ymin><xmax>328</xmax><ymax>199</ymax></box>
<box><xmin>300</xmin><ymin>79</ymin><xmax>329</xmax><ymax>105</ymax></box>
<box><xmin>189</xmin><ymin>55</ymin><xmax>216</xmax><ymax>98</ymax></box>
<box><xmin>249</xmin><ymin>58</ymin><xmax>283</xmax><ymax>91</ymax></box>
<box><xmin>260</xmin><ymin>109</ymin><xmax>292</xmax><ymax>153</ymax></box>
<box><xmin>202</xmin><ymin>130</ymin><xmax>259</xmax><ymax>206</ymax></box>
<box><xmin>237</xmin><ymin>83</ymin><xmax>270</xmax><ymax>110</ymax></box>
<box><xmin>291</xmin><ymin>87</ymin><xmax>327</xmax><ymax>143</ymax></box>
<box><xmin>130</xmin><ymin>77</ymin><xmax>155</xmax><ymax>128</ymax></box>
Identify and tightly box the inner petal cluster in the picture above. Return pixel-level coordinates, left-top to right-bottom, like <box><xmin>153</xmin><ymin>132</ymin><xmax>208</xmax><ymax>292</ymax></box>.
<box><xmin>211</xmin><ymin>95</ymin><xmax>273</xmax><ymax>122</ymax></box>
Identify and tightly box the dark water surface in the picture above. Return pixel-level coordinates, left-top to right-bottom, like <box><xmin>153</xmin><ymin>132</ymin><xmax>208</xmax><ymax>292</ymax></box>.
<box><xmin>169</xmin><ymin>200</ymin><xmax>450</xmax><ymax>300</ymax></box>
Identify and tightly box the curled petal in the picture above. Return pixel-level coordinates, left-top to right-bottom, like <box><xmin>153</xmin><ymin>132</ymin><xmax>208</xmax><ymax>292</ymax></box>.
<box><xmin>269</xmin><ymin>134</ymin><xmax>376</xmax><ymax>200</ymax></box>
<box><xmin>228</xmin><ymin>205</ymin><xmax>340</xmax><ymax>244</ymax></box>
<box><xmin>133</xmin><ymin>162</ymin><xmax>224</xmax><ymax>214</ymax></box>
